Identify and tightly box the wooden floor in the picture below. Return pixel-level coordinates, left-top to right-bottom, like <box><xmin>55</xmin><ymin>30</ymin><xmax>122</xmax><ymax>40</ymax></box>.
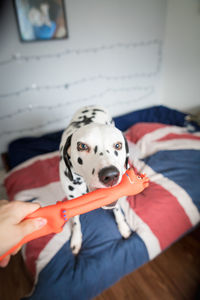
<box><xmin>95</xmin><ymin>229</ymin><xmax>200</xmax><ymax>300</ymax></box>
<box><xmin>0</xmin><ymin>229</ymin><xmax>200</xmax><ymax>300</ymax></box>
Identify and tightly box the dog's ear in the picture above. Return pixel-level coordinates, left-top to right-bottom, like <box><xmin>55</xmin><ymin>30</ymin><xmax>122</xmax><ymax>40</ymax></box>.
<box><xmin>63</xmin><ymin>134</ymin><xmax>74</xmax><ymax>181</ymax></box>
<box><xmin>123</xmin><ymin>135</ymin><xmax>129</xmax><ymax>169</ymax></box>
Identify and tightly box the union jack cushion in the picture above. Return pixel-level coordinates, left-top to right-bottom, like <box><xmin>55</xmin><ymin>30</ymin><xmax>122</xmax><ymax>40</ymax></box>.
<box><xmin>4</xmin><ymin>123</ymin><xmax>200</xmax><ymax>300</ymax></box>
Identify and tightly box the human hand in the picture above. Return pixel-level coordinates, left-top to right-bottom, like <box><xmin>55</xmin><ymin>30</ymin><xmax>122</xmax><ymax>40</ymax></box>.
<box><xmin>0</xmin><ymin>200</ymin><xmax>47</xmax><ymax>267</ymax></box>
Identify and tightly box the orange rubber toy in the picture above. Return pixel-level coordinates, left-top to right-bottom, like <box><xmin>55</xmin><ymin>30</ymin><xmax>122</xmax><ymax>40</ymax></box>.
<box><xmin>0</xmin><ymin>168</ymin><xmax>149</xmax><ymax>261</ymax></box>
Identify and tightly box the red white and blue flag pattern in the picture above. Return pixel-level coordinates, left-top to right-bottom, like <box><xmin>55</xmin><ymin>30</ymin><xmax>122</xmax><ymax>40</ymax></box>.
<box><xmin>4</xmin><ymin>123</ymin><xmax>200</xmax><ymax>299</ymax></box>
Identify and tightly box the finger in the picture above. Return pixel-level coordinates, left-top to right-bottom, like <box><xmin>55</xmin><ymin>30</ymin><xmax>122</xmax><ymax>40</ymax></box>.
<box><xmin>18</xmin><ymin>217</ymin><xmax>47</xmax><ymax>239</ymax></box>
<box><xmin>12</xmin><ymin>246</ymin><xmax>21</xmax><ymax>255</ymax></box>
<box><xmin>11</xmin><ymin>201</ymin><xmax>41</xmax><ymax>223</ymax></box>
<box><xmin>0</xmin><ymin>199</ymin><xmax>8</xmax><ymax>207</ymax></box>
<box><xmin>0</xmin><ymin>255</ymin><xmax>10</xmax><ymax>268</ymax></box>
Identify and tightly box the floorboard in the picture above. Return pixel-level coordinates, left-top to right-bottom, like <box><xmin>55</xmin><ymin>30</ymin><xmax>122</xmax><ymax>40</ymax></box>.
<box><xmin>95</xmin><ymin>231</ymin><xmax>200</xmax><ymax>300</ymax></box>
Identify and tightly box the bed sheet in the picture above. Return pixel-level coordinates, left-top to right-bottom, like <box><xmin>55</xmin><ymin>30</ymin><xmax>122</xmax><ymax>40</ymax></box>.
<box><xmin>4</xmin><ymin>116</ymin><xmax>200</xmax><ymax>300</ymax></box>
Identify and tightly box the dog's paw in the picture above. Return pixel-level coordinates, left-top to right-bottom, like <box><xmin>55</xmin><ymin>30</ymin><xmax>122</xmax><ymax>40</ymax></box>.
<box><xmin>70</xmin><ymin>230</ymin><xmax>82</xmax><ymax>255</ymax></box>
<box><xmin>70</xmin><ymin>242</ymin><xmax>82</xmax><ymax>255</ymax></box>
<box><xmin>118</xmin><ymin>222</ymin><xmax>132</xmax><ymax>239</ymax></box>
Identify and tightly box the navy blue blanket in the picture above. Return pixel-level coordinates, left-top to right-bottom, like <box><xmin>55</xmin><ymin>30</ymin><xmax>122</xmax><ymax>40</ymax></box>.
<box><xmin>8</xmin><ymin>105</ymin><xmax>191</xmax><ymax>169</ymax></box>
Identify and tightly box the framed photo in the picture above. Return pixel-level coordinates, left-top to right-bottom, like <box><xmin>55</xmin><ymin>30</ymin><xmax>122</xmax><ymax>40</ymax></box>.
<box><xmin>13</xmin><ymin>0</ymin><xmax>68</xmax><ymax>42</ymax></box>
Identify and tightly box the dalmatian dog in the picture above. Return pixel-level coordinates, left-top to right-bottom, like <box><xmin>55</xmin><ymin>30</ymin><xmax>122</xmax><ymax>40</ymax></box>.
<box><xmin>59</xmin><ymin>106</ymin><xmax>131</xmax><ymax>255</ymax></box>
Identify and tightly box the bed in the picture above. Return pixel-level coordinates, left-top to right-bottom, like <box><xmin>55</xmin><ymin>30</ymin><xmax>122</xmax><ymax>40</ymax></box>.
<box><xmin>3</xmin><ymin>105</ymin><xmax>200</xmax><ymax>300</ymax></box>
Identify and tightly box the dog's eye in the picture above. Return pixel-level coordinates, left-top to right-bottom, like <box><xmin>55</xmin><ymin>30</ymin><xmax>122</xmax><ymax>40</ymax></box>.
<box><xmin>114</xmin><ymin>142</ymin><xmax>122</xmax><ymax>150</ymax></box>
<box><xmin>77</xmin><ymin>142</ymin><xmax>90</xmax><ymax>152</ymax></box>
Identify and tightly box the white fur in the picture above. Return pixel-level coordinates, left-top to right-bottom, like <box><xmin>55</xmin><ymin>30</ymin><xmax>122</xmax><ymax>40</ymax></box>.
<box><xmin>59</xmin><ymin>106</ymin><xmax>131</xmax><ymax>254</ymax></box>
<box><xmin>70</xmin><ymin>123</ymin><xmax>126</xmax><ymax>190</ymax></box>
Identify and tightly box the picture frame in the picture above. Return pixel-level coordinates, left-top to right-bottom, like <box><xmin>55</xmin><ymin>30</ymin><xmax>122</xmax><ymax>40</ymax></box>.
<box><xmin>13</xmin><ymin>0</ymin><xmax>68</xmax><ymax>42</ymax></box>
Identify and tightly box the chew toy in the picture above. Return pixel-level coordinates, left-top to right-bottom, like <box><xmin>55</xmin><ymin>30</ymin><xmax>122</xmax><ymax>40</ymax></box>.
<box><xmin>0</xmin><ymin>168</ymin><xmax>149</xmax><ymax>261</ymax></box>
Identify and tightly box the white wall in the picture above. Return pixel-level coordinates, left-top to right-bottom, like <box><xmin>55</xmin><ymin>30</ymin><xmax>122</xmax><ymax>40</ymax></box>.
<box><xmin>0</xmin><ymin>0</ymin><xmax>166</xmax><ymax>161</ymax></box>
<box><xmin>160</xmin><ymin>0</ymin><xmax>200</xmax><ymax>112</ymax></box>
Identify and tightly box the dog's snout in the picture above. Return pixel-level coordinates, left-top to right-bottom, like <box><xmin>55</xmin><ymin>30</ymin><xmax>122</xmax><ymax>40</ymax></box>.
<box><xmin>98</xmin><ymin>166</ymin><xmax>120</xmax><ymax>187</ymax></box>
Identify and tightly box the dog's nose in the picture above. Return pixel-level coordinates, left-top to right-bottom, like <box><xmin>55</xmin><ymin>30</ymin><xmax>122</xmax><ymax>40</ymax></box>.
<box><xmin>98</xmin><ymin>166</ymin><xmax>120</xmax><ymax>187</ymax></box>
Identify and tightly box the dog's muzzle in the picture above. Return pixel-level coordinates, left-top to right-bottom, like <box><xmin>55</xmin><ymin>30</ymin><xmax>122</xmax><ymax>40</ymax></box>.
<box><xmin>98</xmin><ymin>166</ymin><xmax>120</xmax><ymax>187</ymax></box>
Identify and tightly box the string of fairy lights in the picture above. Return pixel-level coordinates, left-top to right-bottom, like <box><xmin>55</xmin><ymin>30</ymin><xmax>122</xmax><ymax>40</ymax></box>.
<box><xmin>0</xmin><ymin>87</ymin><xmax>154</xmax><ymax>137</ymax></box>
<box><xmin>0</xmin><ymin>86</ymin><xmax>153</xmax><ymax>122</ymax></box>
<box><xmin>0</xmin><ymin>39</ymin><xmax>162</xmax><ymax>139</ymax></box>
<box><xmin>0</xmin><ymin>73</ymin><xmax>157</xmax><ymax>99</ymax></box>
<box><xmin>0</xmin><ymin>39</ymin><xmax>162</xmax><ymax>99</ymax></box>
<box><xmin>0</xmin><ymin>39</ymin><xmax>162</xmax><ymax>66</ymax></box>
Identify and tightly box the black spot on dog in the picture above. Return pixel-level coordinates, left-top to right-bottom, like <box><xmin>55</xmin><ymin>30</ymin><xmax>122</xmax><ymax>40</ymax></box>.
<box><xmin>94</xmin><ymin>145</ymin><xmax>98</xmax><ymax>154</ymax></box>
<box><xmin>78</xmin><ymin>157</ymin><xmax>83</xmax><ymax>165</ymax></box>
<box><xmin>68</xmin><ymin>185</ymin><xmax>74</xmax><ymax>191</ymax></box>
<box><xmin>64</xmin><ymin>170</ymin><xmax>71</xmax><ymax>178</ymax></box>
<box><xmin>63</xmin><ymin>134</ymin><xmax>73</xmax><ymax>181</ymax></box>
<box><xmin>67</xmin><ymin>159</ymin><xmax>72</xmax><ymax>168</ymax></box>
<box><xmin>73</xmin><ymin>178</ymin><xmax>82</xmax><ymax>185</ymax></box>
<box><xmin>99</xmin><ymin>152</ymin><xmax>103</xmax><ymax>156</ymax></box>
<box><xmin>92</xmin><ymin>168</ymin><xmax>95</xmax><ymax>175</ymax></box>
<box><xmin>86</xmin><ymin>187</ymin><xmax>89</xmax><ymax>193</ymax></box>
<box><xmin>106</xmin><ymin>150</ymin><xmax>110</xmax><ymax>153</ymax></box>
<box><xmin>69</xmin><ymin>195</ymin><xmax>74</xmax><ymax>199</ymax></box>
<box><xmin>71</xmin><ymin>115</ymin><xmax>94</xmax><ymax>128</ymax></box>
<box><xmin>82</xmin><ymin>110</ymin><xmax>89</xmax><ymax>113</ymax></box>
<box><xmin>123</xmin><ymin>135</ymin><xmax>130</xmax><ymax>169</ymax></box>
<box><xmin>93</xmin><ymin>109</ymin><xmax>105</xmax><ymax>113</ymax></box>
<box><xmin>114</xmin><ymin>150</ymin><xmax>118</xmax><ymax>156</ymax></box>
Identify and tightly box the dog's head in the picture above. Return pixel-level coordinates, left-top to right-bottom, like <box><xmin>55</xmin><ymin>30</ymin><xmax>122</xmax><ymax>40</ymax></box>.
<box><xmin>62</xmin><ymin>123</ymin><xmax>129</xmax><ymax>191</ymax></box>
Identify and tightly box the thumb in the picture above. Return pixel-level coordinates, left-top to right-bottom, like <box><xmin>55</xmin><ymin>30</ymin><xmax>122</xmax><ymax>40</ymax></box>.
<box><xmin>18</xmin><ymin>217</ymin><xmax>47</xmax><ymax>238</ymax></box>
<box><xmin>0</xmin><ymin>255</ymin><xmax>10</xmax><ymax>268</ymax></box>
